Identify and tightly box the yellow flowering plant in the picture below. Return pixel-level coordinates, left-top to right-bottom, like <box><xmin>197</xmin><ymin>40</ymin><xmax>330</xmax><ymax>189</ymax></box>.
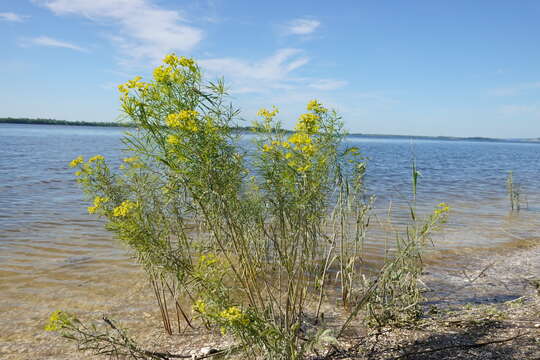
<box><xmin>58</xmin><ymin>53</ymin><xmax>448</xmax><ymax>359</ymax></box>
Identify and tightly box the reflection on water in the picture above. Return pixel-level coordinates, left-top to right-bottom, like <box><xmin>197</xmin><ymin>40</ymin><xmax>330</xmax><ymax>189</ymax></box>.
<box><xmin>1</xmin><ymin>124</ymin><xmax>539</xmax><ymax>357</ymax></box>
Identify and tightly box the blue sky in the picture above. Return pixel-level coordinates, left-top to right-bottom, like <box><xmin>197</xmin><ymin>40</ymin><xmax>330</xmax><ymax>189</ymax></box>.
<box><xmin>1</xmin><ymin>0</ymin><xmax>540</xmax><ymax>138</ymax></box>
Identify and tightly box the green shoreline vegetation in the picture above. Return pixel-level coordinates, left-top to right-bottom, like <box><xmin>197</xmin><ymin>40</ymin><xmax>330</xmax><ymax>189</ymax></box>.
<box><xmin>2</xmin><ymin>117</ymin><xmax>539</xmax><ymax>144</ymax></box>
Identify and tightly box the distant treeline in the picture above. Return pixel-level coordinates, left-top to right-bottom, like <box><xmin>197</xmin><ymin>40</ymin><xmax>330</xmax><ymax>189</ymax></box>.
<box><xmin>2</xmin><ymin>117</ymin><xmax>538</xmax><ymax>143</ymax></box>
<box><xmin>0</xmin><ymin>118</ymin><xmax>132</xmax><ymax>127</ymax></box>
<box><xmin>0</xmin><ymin>117</ymin><xmax>260</xmax><ymax>131</ymax></box>
<box><xmin>0</xmin><ymin>117</ymin><xmax>270</xmax><ymax>133</ymax></box>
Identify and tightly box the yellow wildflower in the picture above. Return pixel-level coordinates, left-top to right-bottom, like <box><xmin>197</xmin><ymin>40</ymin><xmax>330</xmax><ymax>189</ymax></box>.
<box><xmin>163</xmin><ymin>53</ymin><xmax>179</xmax><ymax>66</ymax></box>
<box><xmin>166</xmin><ymin>110</ymin><xmax>199</xmax><ymax>131</ymax></box>
<box><xmin>200</xmin><ymin>254</ymin><xmax>218</xmax><ymax>266</ymax></box>
<box><xmin>262</xmin><ymin>144</ymin><xmax>273</xmax><ymax>152</ymax></box>
<box><xmin>178</xmin><ymin>56</ymin><xmax>195</xmax><ymax>69</ymax></box>
<box><xmin>295</xmin><ymin>113</ymin><xmax>320</xmax><ymax>133</ymax></box>
<box><xmin>297</xmin><ymin>164</ymin><xmax>311</xmax><ymax>173</ymax></box>
<box><xmin>193</xmin><ymin>300</ymin><xmax>207</xmax><ymax>314</ymax></box>
<box><xmin>126</xmin><ymin>76</ymin><xmax>142</xmax><ymax>88</ymax></box>
<box><xmin>219</xmin><ymin>306</ymin><xmax>249</xmax><ymax>325</ymax></box>
<box><xmin>118</xmin><ymin>84</ymin><xmax>128</xmax><ymax>94</ymax></box>
<box><xmin>167</xmin><ymin>135</ymin><xmax>180</xmax><ymax>145</ymax></box>
<box><xmin>45</xmin><ymin>311</ymin><xmax>72</xmax><ymax>332</ymax></box>
<box><xmin>87</xmin><ymin>196</ymin><xmax>109</xmax><ymax>214</ymax></box>
<box><xmin>282</xmin><ymin>141</ymin><xmax>291</xmax><ymax>149</ymax></box>
<box><xmin>434</xmin><ymin>202</ymin><xmax>450</xmax><ymax>216</ymax></box>
<box><xmin>301</xmin><ymin>144</ymin><xmax>315</xmax><ymax>156</ymax></box>
<box><xmin>123</xmin><ymin>156</ymin><xmax>139</xmax><ymax>163</ymax></box>
<box><xmin>113</xmin><ymin>200</ymin><xmax>137</xmax><ymax>217</ymax></box>
<box><xmin>257</xmin><ymin>106</ymin><xmax>279</xmax><ymax>119</ymax></box>
<box><xmin>306</xmin><ymin>99</ymin><xmax>327</xmax><ymax>113</ymax></box>
<box><xmin>153</xmin><ymin>65</ymin><xmax>172</xmax><ymax>82</ymax></box>
<box><xmin>288</xmin><ymin>132</ymin><xmax>312</xmax><ymax>147</ymax></box>
<box><xmin>69</xmin><ymin>155</ymin><xmax>84</xmax><ymax>168</ymax></box>
<box><xmin>285</xmin><ymin>152</ymin><xmax>293</xmax><ymax>159</ymax></box>
<box><xmin>88</xmin><ymin>155</ymin><xmax>105</xmax><ymax>163</ymax></box>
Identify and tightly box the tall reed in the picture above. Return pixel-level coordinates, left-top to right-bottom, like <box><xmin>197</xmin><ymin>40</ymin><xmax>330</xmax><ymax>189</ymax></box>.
<box><xmin>507</xmin><ymin>171</ymin><xmax>521</xmax><ymax>211</ymax></box>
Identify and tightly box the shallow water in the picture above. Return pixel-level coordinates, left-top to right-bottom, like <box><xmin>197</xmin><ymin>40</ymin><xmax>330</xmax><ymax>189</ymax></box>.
<box><xmin>1</xmin><ymin>123</ymin><xmax>539</xmax><ymax>357</ymax></box>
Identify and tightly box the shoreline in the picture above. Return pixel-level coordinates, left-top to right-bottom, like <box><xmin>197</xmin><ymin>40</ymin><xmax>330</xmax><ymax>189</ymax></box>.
<box><xmin>1</xmin><ymin>239</ymin><xmax>538</xmax><ymax>359</ymax></box>
<box><xmin>343</xmin><ymin>240</ymin><xmax>540</xmax><ymax>359</ymax></box>
<box><xmin>2</xmin><ymin>120</ymin><xmax>540</xmax><ymax>145</ymax></box>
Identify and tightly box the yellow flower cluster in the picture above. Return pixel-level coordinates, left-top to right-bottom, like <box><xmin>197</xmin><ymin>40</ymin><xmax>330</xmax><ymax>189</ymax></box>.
<box><xmin>153</xmin><ymin>65</ymin><xmax>173</xmax><ymax>82</ymax></box>
<box><xmin>87</xmin><ymin>196</ymin><xmax>109</xmax><ymax>214</ymax></box>
<box><xmin>118</xmin><ymin>76</ymin><xmax>149</xmax><ymax>94</ymax></box>
<box><xmin>199</xmin><ymin>254</ymin><xmax>218</xmax><ymax>267</ymax></box>
<box><xmin>306</xmin><ymin>99</ymin><xmax>327</xmax><ymax>113</ymax></box>
<box><xmin>163</xmin><ymin>54</ymin><xmax>196</xmax><ymax>69</ymax></box>
<box><xmin>295</xmin><ymin>113</ymin><xmax>320</xmax><ymax>134</ymax></box>
<box><xmin>166</xmin><ymin>135</ymin><xmax>181</xmax><ymax>145</ymax></box>
<box><xmin>296</xmin><ymin>164</ymin><xmax>311</xmax><ymax>173</ymax></box>
<box><xmin>154</xmin><ymin>54</ymin><xmax>196</xmax><ymax>83</ymax></box>
<box><xmin>254</xmin><ymin>106</ymin><xmax>279</xmax><ymax>132</ymax></box>
<box><xmin>262</xmin><ymin>144</ymin><xmax>273</xmax><ymax>152</ymax></box>
<box><xmin>261</xmin><ymin>140</ymin><xmax>282</xmax><ymax>153</ymax></box>
<box><xmin>179</xmin><ymin>56</ymin><xmax>195</xmax><ymax>68</ymax></box>
<box><xmin>163</xmin><ymin>54</ymin><xmax>177</xmax><ymax>66</ymax></box>
<box><xmin>192</xmin><ymin>299</ymin><xmax>207</xmax><ymax>314</ymax></box>
<box><xmin>88</xmin><ymin>155</ymin><xmax>105</xmax><ymax>163</ymax></box>
<box><xmin>219</xmin><ymin>306</ymin><xmax>249</xmax><ymax>325</ymax></box>
<box><xmin>121</xmin><ymin>156</ymin><xmax>143</xmax><ymax>169</ymax></box>
<box><xmin>288</xmin><ymin>132</ymin><xmax>311</xmax><ymax>146</ymax></box>
<box><xmin>434</xmin><ymin>202</ymin><xmax>450</xmax><ymax>216</ymax></box>
<box><xmin>113</xmin><ymin>200</ymin><xmax>137</xmax><ymax>217</ymax></box>
<box><xmin>166</xmin><ymin>110</ymin><xmax>199</xmax><ymax>132</ymax></box>
<box><xmin>288</xmin><ymin>132</ymin><xmax>314</xmax><ymax>157</ymax></box>
<box><xmin>69</xmin><ymin>155</ymin><xmax>84</xmax><ymax>168</ymax></box>
<box><xmin>123</xmin><ymin>156</ymin><xmax>139</xmax><ymax>163</ymax></box>
<box><xmin>44</xmin><ymin>310</ymin><xmax>72</xmax><ymax>332</ymax></box>
<box><xmin>257</xmin><ymin>107</ymin><xmax>279</xmax><ymax>119</ymax></box>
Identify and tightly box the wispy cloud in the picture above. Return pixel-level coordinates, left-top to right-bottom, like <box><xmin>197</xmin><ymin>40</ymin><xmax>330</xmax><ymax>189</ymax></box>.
<box><xmin>285</xmin><ymin>18</ymin><xmax>320</xmax><ymax>35</ymax></box>
<box><xmin>200</xmin><ymin>49</ymin><xmax>346</xmax><ymax>95</ymax></box>
<box><xmin>489</xmin><ymin>82</ymin><xmax>540</xmax><ymax>96</ymax></box>
<box><xmin>0</xmin><ymin>12</ymin><xmax>27</xmax><ymax>22</ymax></box>
<box><xmin>39</xmin><ymin>0</ymin><xmax>203</xmax><ymax>63</ymax></box>
<box><xmin>200</xmin><ymin>48</ymin><xmax>310</xmax><ymax>93</ymax></box>
<box><xmin>22</xmin><ymin>35</ymin><xmax>88</xmax><ymax>52</ymax></box>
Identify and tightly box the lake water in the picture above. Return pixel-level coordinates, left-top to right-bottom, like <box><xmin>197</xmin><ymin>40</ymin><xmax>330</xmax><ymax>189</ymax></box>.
<box><xmin>1</xmin><ymin>123</ymin><xmax>539</xmax><ymax>357</ymax></box>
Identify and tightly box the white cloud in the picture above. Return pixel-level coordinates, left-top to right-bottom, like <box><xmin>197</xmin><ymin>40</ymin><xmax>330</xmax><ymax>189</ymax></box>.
<box><xmin>0</xmin><ymin>12</ymin><xmax>26</xmax><ymax>22</ymax></box>
<box><xmin>200</xmin><ymin>49</ymin><xmax>347</xmax><ymax>97</ymax></box>
<box><xmin>200</xmin><ymin>48</ymin><xmax>310</xmax><ymax>93</ymax></box>
<box><xmin>23</xmin><ymin>36</ymin><xmax>88</xmax><ymax>52</ymax></box>
<box><xmin>308</xmin><ymin>79</ymin><xmax>348</xmax><ymax>91</ymax></box>
<box><xmin>285</xmin><ymin>18</ymin><xmax>320</xmax><ymax>35</ymax></box>
<box><xmin>39</xmin><ymin>0</ymin><xmax>203</xmax><ymax>62</ymax></box>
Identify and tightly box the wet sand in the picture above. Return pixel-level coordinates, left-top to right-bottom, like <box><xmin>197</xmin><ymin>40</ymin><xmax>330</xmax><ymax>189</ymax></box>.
<box><xmin>1</xmin><ymin>240</ymin><xmax>538</xmax><ymax>359</ymax></box>
<box><xmin>335</xmin><ymin>239</ymin><xmax>540</xmax><ymax>360</ymax></box>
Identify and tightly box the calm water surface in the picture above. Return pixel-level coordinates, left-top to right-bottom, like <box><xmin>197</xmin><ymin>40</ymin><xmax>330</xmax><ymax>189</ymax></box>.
<box><xmin>1</xmin><ymin>123</ymin><xmax>539</xmax><ymax>357</ymax></box>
